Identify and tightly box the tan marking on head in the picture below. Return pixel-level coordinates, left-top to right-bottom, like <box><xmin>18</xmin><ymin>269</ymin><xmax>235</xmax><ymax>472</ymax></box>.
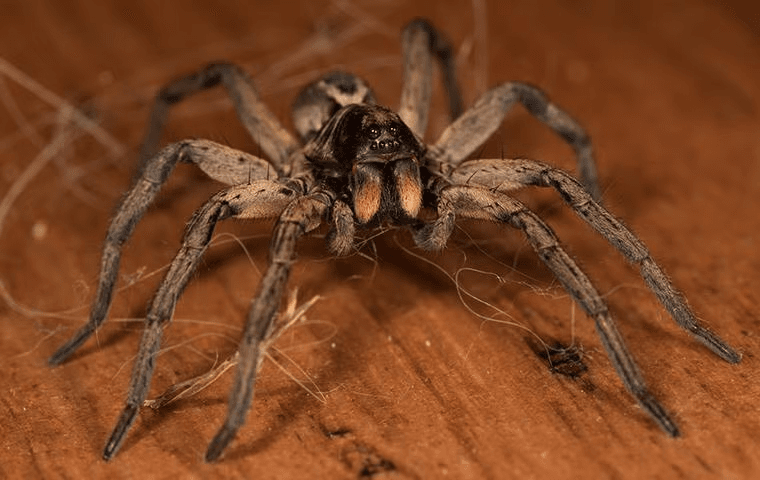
<box><xmin>322</xmin><ymin>80</ymin><xmax>372</xmax><ymax>108</ymax></box>
<box><xmin>353</xmin><ymin>176</ymin><xmax>382</xmax><ymax>224</ymax></box>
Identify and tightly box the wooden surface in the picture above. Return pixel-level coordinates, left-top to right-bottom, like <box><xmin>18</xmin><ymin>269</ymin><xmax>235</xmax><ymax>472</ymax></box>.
<box><xmin>1</xmin><ymin>1</ymin><xmax>758</xmax><ymax>478</ymax></box>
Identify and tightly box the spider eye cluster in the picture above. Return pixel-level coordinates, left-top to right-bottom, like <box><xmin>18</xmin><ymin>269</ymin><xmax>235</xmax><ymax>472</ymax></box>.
<box><xmin>305</xmin><ymin>103</ymin><xmax>424</xmax><ymax>171</ymax></box>
<box><xmin>367</xmin><ymin>125</ymin><xmax>381</xmax><ymax>139</ymax></box>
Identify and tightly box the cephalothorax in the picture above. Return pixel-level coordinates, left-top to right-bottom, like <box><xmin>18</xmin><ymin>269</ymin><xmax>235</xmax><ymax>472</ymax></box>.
<box><xmin>49</xmin><ymin>19</ymin><xmax>740</xmax><ymax>462</ymax></box>
<box><xmin>304</xmin><ymin>103</ymin><xmax>426</xmax><ymax>228</ymax></box>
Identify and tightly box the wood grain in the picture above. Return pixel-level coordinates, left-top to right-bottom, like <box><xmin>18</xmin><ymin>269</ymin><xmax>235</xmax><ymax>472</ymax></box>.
<box><xmin>1</xmin><ymin>1</ymin><xmax>758</xmax><ymax>478</ymax></box>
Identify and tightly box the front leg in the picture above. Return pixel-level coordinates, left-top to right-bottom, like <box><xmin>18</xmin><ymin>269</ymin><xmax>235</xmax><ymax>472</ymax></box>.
<box><xmin>48</xmin><ymin>140</ymin><xmax>276</xmax><ymax>366</ymax></box>
<box><xmin>102</xmin><ymin>180</ymin><xmax>299</xmax><ymax>460</ymax></box>
<box><xmin>415</xmin><ymin>184</ymin><xmax>680</xmax><ymax>437</ymax></box>
<box><xmin>205</xmin><ymin>190</ymin><xmax>332</xmax><ymax>462</ymax></box>
<box><xmin>449</xmin><ymin>158</ymin><xmax>740</xmax><ymax>363</ymax></box>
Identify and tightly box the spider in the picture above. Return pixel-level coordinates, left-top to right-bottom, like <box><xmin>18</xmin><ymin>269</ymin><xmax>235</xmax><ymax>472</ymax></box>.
<box><xmin>49</xmin><ymin>19</ymin><xmax>740</xmax><ymax>462</ymax></box>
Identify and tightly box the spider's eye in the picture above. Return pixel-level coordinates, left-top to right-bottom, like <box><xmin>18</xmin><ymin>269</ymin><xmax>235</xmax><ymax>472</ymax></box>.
<box><xmin>388</xmin><ymin>125</ymin><xmax>398</xmax><ymax>136</ymax></box>
<box><xmin>367</xmin><ymin>125</ymin><xmax>381</xmax><ymax>139</ymax></box>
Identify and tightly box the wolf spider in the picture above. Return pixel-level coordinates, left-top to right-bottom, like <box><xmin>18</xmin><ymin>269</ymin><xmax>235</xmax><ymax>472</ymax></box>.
<box><xmin>49</xmin><ymin>19</ymin><xmax>740</xmax><ymax>462</ymax></box>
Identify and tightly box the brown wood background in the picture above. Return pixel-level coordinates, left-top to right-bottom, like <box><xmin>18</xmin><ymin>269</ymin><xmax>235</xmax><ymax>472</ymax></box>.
<box><xmin>1</xmin><ymin>0</ymin><xmax>758</xmax><ymax>478</ymax></box>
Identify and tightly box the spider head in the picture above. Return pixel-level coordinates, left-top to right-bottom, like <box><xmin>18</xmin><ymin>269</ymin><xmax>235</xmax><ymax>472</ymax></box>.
<box><xmin>304</xmin><ymin>104</ymin><xmax>425</xmax><ymax>225</ymax></box>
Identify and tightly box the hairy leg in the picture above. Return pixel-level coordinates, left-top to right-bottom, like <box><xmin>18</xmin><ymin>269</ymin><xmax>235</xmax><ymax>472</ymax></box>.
<box><xmin>448</xmin><ymin>158</ymin><xmax>740</xmax><ymax>363</ymax></box>
<box><xmin>427</xmin><ymin>82</ymin><xmax>601</xmax><ymax>201</ymax></box>
<box><xmin>140</xmin><ymin>62</ymin><xmax>299</xmax><ymax>176</ymax></box>
<box><xmin>416</xmin><ymin>184</ymin><xmax>680</xmax><ymax>436</ymax></box>
<box><xmin>326</xmin><ymin>199</ymin><xmax>355</xmax><ymax>256</ymax></box>
<box><xmin>49</xmin><ymin>141</ymin><xmax>277</xmax><ymax>366</ymax></box>
<box><xmin>399</xmin><ymin>18</ymin><xmax>463</xmax><ymax>138</ymax></box>
<box><xmin>102</xmin><ymin>180</ymin><xmax>301</xmax><ymax>460</ymax></box>
<box><xmin>205</xmin><ymin>190</ymin><xmax>331</xmax><ymax>461</ymax></box>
